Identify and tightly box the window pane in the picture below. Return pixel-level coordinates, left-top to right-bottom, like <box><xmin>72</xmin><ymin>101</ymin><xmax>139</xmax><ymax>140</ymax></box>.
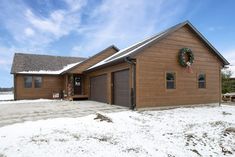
<box><xmin>198</xmin><ymin>74</ymin><xmax>206</xmax><ymax>88</ymax></box>
<box><xmin>167</xmin><ymin>81</ymin><xmax>175</xmax><ymax>89</ymax></box>
<box><xmin>198</xmin><ymin>74</ymin><xmax>205</xmax><ymax>81</ymax></box>
<box><xmin>166</xmin><ymin>72</ymin><xmax>175</xmax><ymax>89</ymax></box>
<box><xmin>24</xmin><ymin>76</ymin><xmax>32</xmax><ymax>88</ymax></box>
<box><xmin>166</xmin><ymin>73</ymin><xmax>175</xmax><ymax>81</ymax></box>
<box><xmin>34</xmin><ymin>77</ymin><xmax>42</xmax><ymax>88</ymax></box>
<box><xmin>198</xmin><ymin>82</ymin><xmax>205</xmax><ymax>88</ymax></box>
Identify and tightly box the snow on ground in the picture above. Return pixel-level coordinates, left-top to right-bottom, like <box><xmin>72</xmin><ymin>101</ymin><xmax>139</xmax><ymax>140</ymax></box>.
<box><xmin>0</xmin><ymin>105</ymin><xmax>235</xmax><ymax>157</ymax></box>
<box><xmin>0</xmin><ymin>92</ymin><xmax>14</xmax><ymax>101</ymax></box>
<box><xmin>0</xmin><ymin>98</ymin><xmax>54</xmax><ymax>105</ymax></box>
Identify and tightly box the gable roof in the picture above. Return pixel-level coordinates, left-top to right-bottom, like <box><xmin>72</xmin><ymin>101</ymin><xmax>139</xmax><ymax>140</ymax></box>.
<box><xmin>62</xmin><ymin>45</ymin><xmax>119</xmax><ymax>74</ymax></box>
<box><xmin>11</xmin><ymin>53</ymin><xmax>86</xmax><ymax>75</ymax></box>
<box><xmin>87</xmin><ymin>21</ymin><xmax>229</xmax><ymax>71</ymax></box>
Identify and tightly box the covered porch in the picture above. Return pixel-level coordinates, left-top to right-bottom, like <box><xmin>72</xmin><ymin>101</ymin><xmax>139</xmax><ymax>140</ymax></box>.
<box><xmin>63</xmin><ymin>73</ymin><xmax>88</xmax><ymax>100</ymax></box>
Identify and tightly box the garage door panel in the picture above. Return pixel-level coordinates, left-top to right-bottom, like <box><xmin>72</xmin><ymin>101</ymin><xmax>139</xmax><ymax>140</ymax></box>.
<box><xmin>113</xmin><ymin>69</ymin><xmax>130</xmax><ymax>107</ymax></box>
<box><xmin>90</xmin><ymin>74</ymin><xmax>107</xmax><ymax>103</ymax></box>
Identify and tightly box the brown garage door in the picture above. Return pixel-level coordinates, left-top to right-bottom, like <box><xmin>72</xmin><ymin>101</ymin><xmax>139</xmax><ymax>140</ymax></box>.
<box><xmin>90</xmin><ymin>74</ymin><xmax>107</xmax><ymax>103</ymax></box>
<box><xmin>113</xmin><ymin>69</ymin><xmax>130</xmax><ymax>107</ymax></box>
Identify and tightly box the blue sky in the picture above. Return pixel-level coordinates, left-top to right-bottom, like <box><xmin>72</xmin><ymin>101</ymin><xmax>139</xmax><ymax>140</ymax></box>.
<box><xmin>0</xmin><ymin>0</ymin><xmax>235</xmax><ymax>87</ymax></box>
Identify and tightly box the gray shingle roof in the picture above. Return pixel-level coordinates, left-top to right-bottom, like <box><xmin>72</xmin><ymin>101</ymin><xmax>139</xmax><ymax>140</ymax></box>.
<box><xmin>11</xmin><ymin>53</ymin><xmax>86</xmax><ymax>74</ymax></box>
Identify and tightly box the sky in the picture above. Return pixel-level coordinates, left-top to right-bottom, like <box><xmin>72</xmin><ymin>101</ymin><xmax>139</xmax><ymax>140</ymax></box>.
<box><xmin>0</xmin><ymin>0</ymin><xmax>235</xmax><ymax>87</ymax></box>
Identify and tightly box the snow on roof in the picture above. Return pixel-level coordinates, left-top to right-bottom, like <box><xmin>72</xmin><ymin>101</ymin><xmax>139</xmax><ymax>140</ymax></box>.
<box><xmin>87</xmin><ymin>32</ymin><xmax>167</xmax><ymax>70</ymax></box>
<box><xmin>18</xmin><ymin>61</ymin><xmax>82</xmax><ymax>75</ymax></box>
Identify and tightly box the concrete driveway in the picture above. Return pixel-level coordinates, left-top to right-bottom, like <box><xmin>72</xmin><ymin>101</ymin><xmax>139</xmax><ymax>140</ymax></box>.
<box><xmin>0</xmin><ymin>100</ymin><xmax>128</xmax><ymax>127</ymax></box>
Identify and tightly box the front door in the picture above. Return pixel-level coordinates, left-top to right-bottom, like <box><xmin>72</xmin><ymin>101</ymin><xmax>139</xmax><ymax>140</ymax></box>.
<box><xmin>74</xmin><ymin>75</ymin><xmax>82</xmax><ymax>95</ymax></box>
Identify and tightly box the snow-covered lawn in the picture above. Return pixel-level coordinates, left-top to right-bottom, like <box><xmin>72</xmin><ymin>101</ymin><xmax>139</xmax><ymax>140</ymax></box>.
<box><xmin>0</xmin><ymin>105</ymin><xmax>235</xmax><ymax>157</ymax></box>
<box><xmin>0</xmin><ymin>98</ymin><xmax>53</xmax><ymax>105</ymax></box>
<box><xmin>0</xmin><ymin>92</ymin><xmax>14</xmax><ymax>101</ymax></box>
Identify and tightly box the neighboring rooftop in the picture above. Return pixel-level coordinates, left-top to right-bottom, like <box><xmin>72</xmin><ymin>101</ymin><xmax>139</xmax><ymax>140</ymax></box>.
<box><xmin>11</xmin><ymin>53</ymin><xmax>86</xmax><ymax>74</ymax></box>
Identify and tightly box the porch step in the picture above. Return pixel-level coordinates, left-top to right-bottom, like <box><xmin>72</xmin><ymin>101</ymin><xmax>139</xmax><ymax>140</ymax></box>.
<box><xmin>66</xmin><ymin>95</ymin><xmax>88</xmax><ymax>101</ymax></box>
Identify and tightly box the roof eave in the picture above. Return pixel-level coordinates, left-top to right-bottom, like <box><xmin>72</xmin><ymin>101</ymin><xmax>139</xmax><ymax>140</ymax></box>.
<box><xmin>62</xmin><ymin>45</ymin><xmax>119</xmax><ymax>74</ymax></box>
<box><xmin>128</xmin><ymin>20</ymin><xmax>229</xmax><ymax>66</ymax></box>
<box><xmin>185</xmin><ymin>22</ymin><xmax>229</xmax><ymax>66</ymax></box>
<box><xmin>14</xmin><ymin>73</ymin><xmax>61</xmax><ymax>75</ymax></box>
<box><xmin>84</xmin><ymin>58</ymin><xmax>125</xmax><ymax>73</ymax></box>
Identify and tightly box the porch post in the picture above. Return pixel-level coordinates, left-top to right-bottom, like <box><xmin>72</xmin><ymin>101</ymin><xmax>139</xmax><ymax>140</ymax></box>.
<box><xmin>68</xmin><ymin>74</ymin><xmax>74</xmax><ymax>97</ymax></box>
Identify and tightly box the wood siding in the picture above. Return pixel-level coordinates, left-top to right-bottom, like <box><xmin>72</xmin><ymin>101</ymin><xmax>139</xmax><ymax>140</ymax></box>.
<box><xmin>15</xmin><ymin>74</ymin><xmax>64</xmax><ymax>100</ymax></box>
<box><xmin>69</xmin><ymin>48</ymin><xmax>117</xmax><ymax>74</ymax></box>
<box><xmin>85</xmin><ymin>62</ymin><xmax>132</xmax><ymax>104</ymax></box>
<box><xmin>135</xmin><ymin>25</ymin><xmax>222</xmax><ymax>107</ymax></box>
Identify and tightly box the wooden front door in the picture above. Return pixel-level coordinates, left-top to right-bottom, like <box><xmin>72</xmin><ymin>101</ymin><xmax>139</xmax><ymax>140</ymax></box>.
<box><xmin>74</xmin><ymin>75</ymin><xmax>82</xmax><ymax>95</ymax></box>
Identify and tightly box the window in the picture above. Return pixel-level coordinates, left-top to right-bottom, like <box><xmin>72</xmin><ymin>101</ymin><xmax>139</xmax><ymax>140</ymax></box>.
<box><xmin>198</xmin><ymin>74</ymin><xmax>206</xmax><ymax>88</ymax></box>
<box><xmin>34</xmin><ymin>76</ymin><xmax>42</xmax><ymax>88</ymax></box>
<box><xmin>24</xmin><ymin>76</ymin><xmax>32</xmax><ymax>88</ymax></box>
<box><xmin>166</xmin><ymin>72</ymin><xmax>176</xmax><ymax>89</ymax></box>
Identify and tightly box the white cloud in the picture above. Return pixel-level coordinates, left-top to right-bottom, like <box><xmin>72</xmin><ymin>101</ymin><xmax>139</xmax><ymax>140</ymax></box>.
<box><xmin>64</xmin><ymin>0</ymin><xmax>86</xmax><ymax>12</ymax></box>
<box><xmin>0</xmin><ymin>0</ymin><xmax>87</xmax><ymax>47</ymax></box>
<box><xmin>208</xmin><ymin>26</ymin><xmax>223</xmax><ymax>32</ymax></box>
<box><xmin>0</xmin><ymin>45</ymin><xmax>15</xmax><ymax>71</ymax></box>
<box><xmin>0</xmin><ymin>0</ymin><xmax>188</xmax><ymax>87</ymax></box>
<box><xmin>223</xmin><ymin>50</ymin><xmax>235</xmax><ymax>77</ymax></box>
<box><xmin>70</xmin><ymin>0</ymin><xmax>187</xmax><ymax>56</ymax></box>
<box><xmin>25</xmin><ymin>9</ymin><xmax>66</xmax><ymax>37</ymax></box>
<box><xmin>24</xmin><ymin>27</ymin><xmax>35</xmax><ymax>37</ymax></box>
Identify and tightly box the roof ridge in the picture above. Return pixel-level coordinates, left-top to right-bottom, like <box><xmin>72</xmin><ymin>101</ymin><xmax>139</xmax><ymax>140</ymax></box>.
<box><xmin>105</xmin><ymin>21</ymin><xmax>188</xmax><ymax>62</ymax></box>
<box><xmin>14</xmin><ymin>52</ymin><xmax>86</xmax><ymax>59</ymax></box>
<box><xmin>86</xmin><ymin>20</ymin><xmax>229</xmax><ymax>72</ymax></box>
<box><xmin>61</xmin><ymin>45</ymin><xmax>119</xmax><ymax>74</ymax></box>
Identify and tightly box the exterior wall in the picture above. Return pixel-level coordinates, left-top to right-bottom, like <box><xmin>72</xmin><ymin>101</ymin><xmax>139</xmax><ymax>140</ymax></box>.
<box><xmin>85</xmin><ymin>62</ymin><xmax>132</xmax><ymax>104</ymax></box>
<box><xmin>136</xmin><ymin>25</ymin><xmax>222</xmax><ymax>108</ymax></box>
<box><xmin>69</xmin><ymin>48</ymin><xmax>118</xmax><ymax>74</ymax></box>
<box><xmin>15</xmin><ymin>74</ymin><xmax>64</xmax><ymax>100</ymax></box>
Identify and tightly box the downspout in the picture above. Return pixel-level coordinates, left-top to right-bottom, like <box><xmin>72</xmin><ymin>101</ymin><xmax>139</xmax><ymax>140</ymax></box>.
<box><xmin>219</xmin><ymin>66</ymin><xmax>221</xmax><ymax>107</ymax></box>
<box><xmin>124</xmin><ymin>57</ymin><xmax>136</xmax><ymax>110</ymax></box>
<box><xmin>14</xmin><ymin>74</ymin><xmax>17</xmax><ymax>100</ymax></box>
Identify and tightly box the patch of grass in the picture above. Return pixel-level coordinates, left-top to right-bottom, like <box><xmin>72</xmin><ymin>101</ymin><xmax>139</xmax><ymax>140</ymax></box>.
<box><xmin>94</xmin><ymin>113</ymin><xmax>112</xmax><ymax>123</ymax></box>
<box><xmin>225</xmin><ymin>127</ymin><xmax>235</xmax><ymax>133</ymax></box>
<box><xmin>124</xmin><ymin>147</ymin><xmax>140</xmax><ymax>153</ymax></box>
<box><xmin>0</xmin><ymin>153</ymin><xmax>7</xmax><ymax>157</ymax></box>
<box><xmin>123</xmin><ymin>146</ymin><xmax>149</xmax><ymax>155</ymax></box>
<box><xmin>30</xmin><ymin>135</ymin><xmax>49</xmax><ymax>144</ymax></box>
<box><xmin>88</xmin><ymin>134</ymin><xmax>118</xmax><ymax>145</ymax></box>
<box><xmin>55</xmin><ymin>138</ymin><xmax>68</xmax><ymax>142</ymax></box>
<box><xmin>220</xmin><ymin>145</ymin><xmax>233</xmax><ymax>155</ymax></box>
<box><xmin>222</xmin><ymin>111</ymin><xmax>232</xmax><ymax>115</ymax></box>
<box><xmin>71</xmin><ymin>133</ymin><xmax>80</xmax><ymax>140</ymax></box>
<box><xmin>209</xmin><ymin>121</ymin><xmax>226</xmax><ymax>127</ymax></box>
<box><xmin>190</xmin><ymin>149</ymin><xmax>201</xmax><ymax>156</ymax></box>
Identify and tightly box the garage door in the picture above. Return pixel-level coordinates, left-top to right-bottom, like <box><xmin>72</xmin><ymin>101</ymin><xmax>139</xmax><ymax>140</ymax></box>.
<box><xmin>90</xmin><ymin>74</ymin><xmax>107</xmax><ymax>103</ymax></box>
<box><xmin>113</xmin><ymin>69</ymin><xmax>130</xmax><ymax>107</ymax></box>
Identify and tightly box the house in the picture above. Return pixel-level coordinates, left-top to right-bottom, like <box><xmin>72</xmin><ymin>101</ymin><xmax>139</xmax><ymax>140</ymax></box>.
<box><xmin>11</xmin><ymin>21</ymin><xmax>229</xmax><ymax>108</ymax></box>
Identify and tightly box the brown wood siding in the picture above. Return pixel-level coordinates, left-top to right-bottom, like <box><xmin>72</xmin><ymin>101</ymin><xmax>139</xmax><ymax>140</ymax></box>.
<box><xmin>85</xmin><ymin>62</ymin><xmax>132</xmax><ymax>104</ymax></box>
<box><xmin>15</xmin><ymin>74</ymin><xmax>64</xmax><ymax>100</ymax></box>
<box><xmin>136</xmin><ymin>25</ymin><xmax>221</xmax><ymax>108</ymax></box>
<box><xmin>69</xmin><ymin>48</ymin><xmax>117</xmax><ymax>74</ymax></box>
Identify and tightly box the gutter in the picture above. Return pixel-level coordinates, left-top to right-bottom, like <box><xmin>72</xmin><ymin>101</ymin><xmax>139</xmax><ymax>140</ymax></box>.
<box><xmin>124</xmin><ymin>57</ymin><xmax>136</xmax><ymax>110</ymax></box>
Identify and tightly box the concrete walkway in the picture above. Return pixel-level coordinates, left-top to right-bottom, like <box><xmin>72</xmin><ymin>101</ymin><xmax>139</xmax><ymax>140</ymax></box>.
<box><xmin>0</xmin><ymin>100</ymin><xmax>128</xmax><ymax>127</ymax></box>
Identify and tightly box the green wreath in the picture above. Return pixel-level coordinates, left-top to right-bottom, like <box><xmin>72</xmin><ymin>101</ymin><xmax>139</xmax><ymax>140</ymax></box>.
<box><xmin>178</xmin><ymin>48</ymin><xmax>194</xmax><ymax>67</ymax></box>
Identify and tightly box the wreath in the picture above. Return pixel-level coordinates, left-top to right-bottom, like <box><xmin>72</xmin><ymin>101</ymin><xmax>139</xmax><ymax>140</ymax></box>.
<box><xmin>178</xmin><ymin>48</ymin><xmax>194</xmax><ymax>67</ymax></box>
